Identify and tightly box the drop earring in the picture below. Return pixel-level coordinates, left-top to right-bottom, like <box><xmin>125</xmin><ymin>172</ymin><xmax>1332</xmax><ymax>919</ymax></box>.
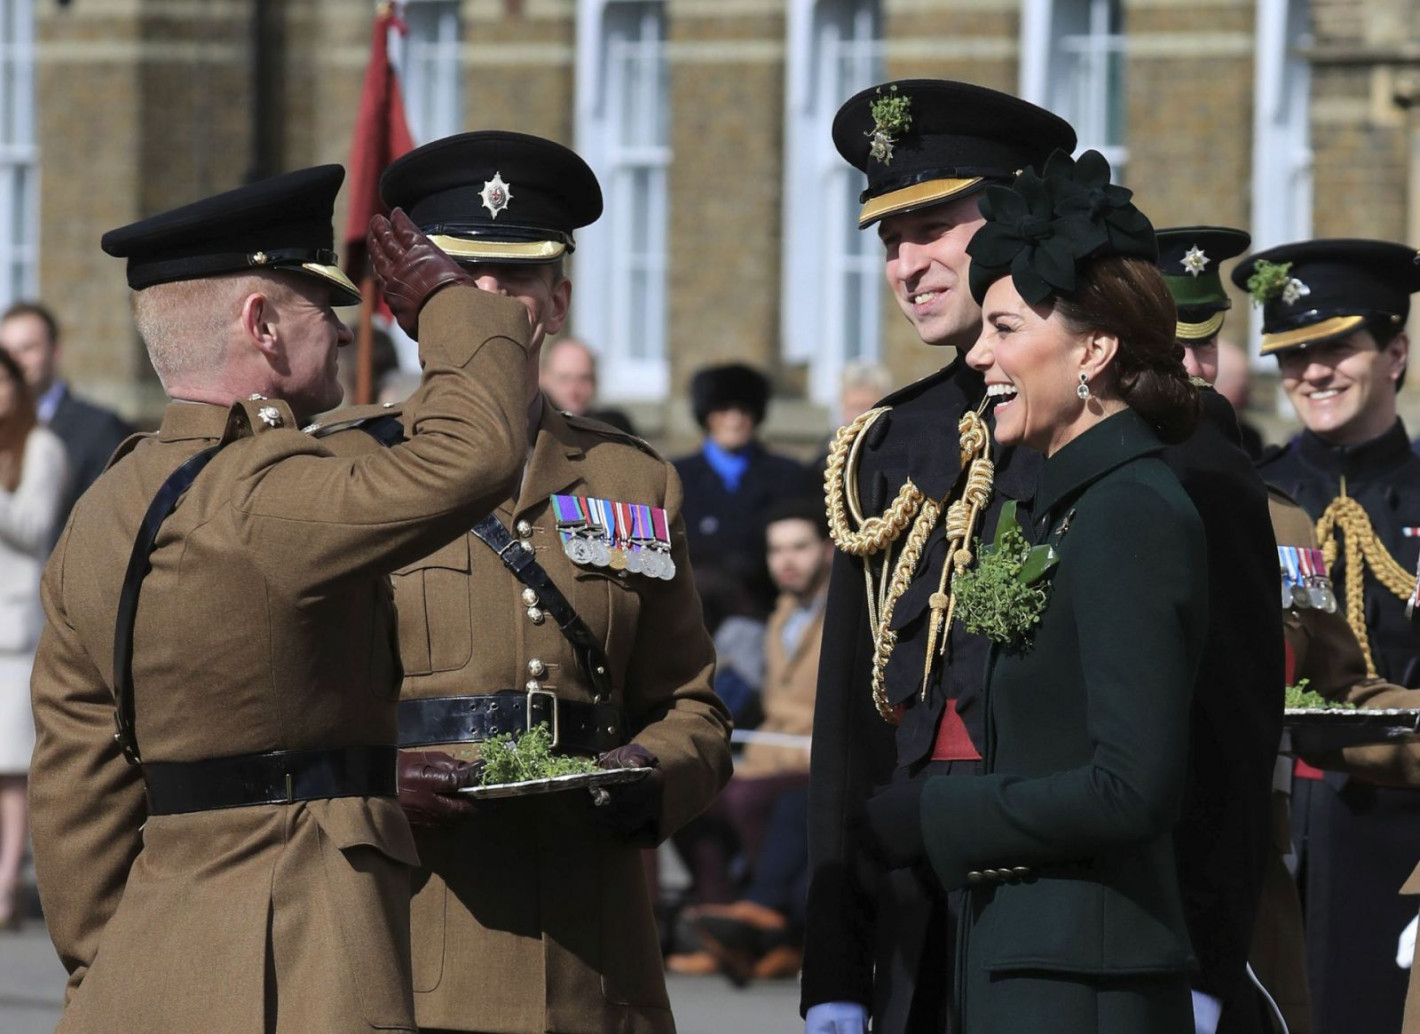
<box><xmin>1076</xmin><ymin>372</ymin><xmax>1091</xmax><ymax>401</ymax></box>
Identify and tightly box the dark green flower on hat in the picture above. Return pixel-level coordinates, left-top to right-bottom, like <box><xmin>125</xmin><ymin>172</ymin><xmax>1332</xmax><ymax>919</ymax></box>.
<box><xmin>967</xmin><ymin>149</ymin><xmax>1156</xmax><ymax>305</ymax></box>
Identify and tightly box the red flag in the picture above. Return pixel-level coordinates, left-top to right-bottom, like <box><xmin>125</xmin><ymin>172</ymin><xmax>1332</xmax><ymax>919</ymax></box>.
<box><xmin>343</xmin><ymin>1</ymin><xmax>415</xmax><ymax>279</ymax></box>
<box><xmin>345</xmin><ymin>2</ymin><xmax>416</xmax><ymax>404</ymax></box>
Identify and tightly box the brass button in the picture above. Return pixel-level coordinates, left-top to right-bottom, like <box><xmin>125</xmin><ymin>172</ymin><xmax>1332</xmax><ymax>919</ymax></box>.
<box><xmin>521</xmin><ymin>588</ymin><xmax>539</xmax><ymax>607</ymax></box>
<box><xmin>520</xmin><ymin>540</ymin><xmax>534</xmax><ymax>553</ymax></box>
<box><xmin>527</xmin><ymin>658</ymin><xmax>546</xmax><ymax>677</ymax></box>
<box><xmin>516</xmin><ymin>519</ymin><xmax>534</xmax><ymax>537</ymax></box>
<box><xmin>527</xmin><ymin>607</ymin><xmax>545</xmax><ymax>625</ymax></box>
<box><xmin>525</xmin><ymin>679</ymin><xmax>542</xmax><ymax>693</ymax></box>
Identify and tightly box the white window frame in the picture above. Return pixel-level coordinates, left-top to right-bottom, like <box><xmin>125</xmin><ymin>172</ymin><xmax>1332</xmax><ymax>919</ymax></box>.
<box><xmin>1250</xmin><ymin>0</ymin><xmax>1313</xmax><ymax>369</ymax></box>
<box><xmin>574</xmin><ymin>0</ymin><xmax>671</xmax><ymax>402</ymax></box>
<box><xmin>782</xmin><ymin>0</ymin><xmax>883</xmax><ymax>408</ymax></box>
<box><xmin>392</xmin><ymin>0</ymin><xmax>463</xmax><ymax>145</ymax></box>
<box><xmin>0</xmin><ymin>0</ymin><xmax>38</xmax><ymax>307</ymax></box>
<box><xmin>1021</xmin><ymin>0</ymin><xmax>1127</xmax><ymax>176</ymax></box>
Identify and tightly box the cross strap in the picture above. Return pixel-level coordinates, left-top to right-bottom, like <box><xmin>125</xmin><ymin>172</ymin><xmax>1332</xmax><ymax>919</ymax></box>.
<box><xmin>113</xmin><ymin>444</ymin><xmax>225</xmax><ymax>765</ymax></box>
<box><xmin>470</xmin><ymin>514</ymin><xmax>615</xmax><ymax>700</ymax></box>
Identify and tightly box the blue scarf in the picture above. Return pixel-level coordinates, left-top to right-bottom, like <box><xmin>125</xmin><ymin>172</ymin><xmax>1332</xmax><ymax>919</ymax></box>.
<box><xmin>702</xmin><ymin>439</ymin><xmax>753</xmax><ymax>493</ymax></box>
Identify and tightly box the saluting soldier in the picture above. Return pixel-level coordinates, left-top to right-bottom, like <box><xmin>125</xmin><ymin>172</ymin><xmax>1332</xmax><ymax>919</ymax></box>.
<box><xmin>1153</xmin><ymin>227</ymin><xmax>1287</xmax><ymax>1034</ymax></box>
<box><xmin>367</xmin><ymin>132</ymin><xmax>732</xmax><ymax>1034</ymax></box>
<box><xmin>28</xmin><ymin>166</ymin><xmax>532</xmax><ymax>1033</ymax></box>
<box><xmin>1238</xmin><ymin>239</ymin><xmax>1420</xmax><ymax>1034</ymax></box>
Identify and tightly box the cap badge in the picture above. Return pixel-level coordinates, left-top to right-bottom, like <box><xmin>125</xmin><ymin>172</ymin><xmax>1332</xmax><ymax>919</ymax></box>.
<box><xmin>1246</xmin><ymin>259</ymin><xmax>1309</xmax><ymax>308</ymax></box>
<box><xmin>1282</xmin><ymin>276</ymin><xmax>1311</xmax><ymax>306</ymax></box>
<box><xmin>867</xmin><ymin>85</ymin><xmax>912</xmax><ymax>165</ymax></box>
<box><xmin>480</xmin><ymin>172</ymin><xmax>513</xmax><ymax>220</ymax></box>
<box><xmin>1181</xmin><ymin>245</ymin><xmax>1210</xmax><ymax>277</ymax></box>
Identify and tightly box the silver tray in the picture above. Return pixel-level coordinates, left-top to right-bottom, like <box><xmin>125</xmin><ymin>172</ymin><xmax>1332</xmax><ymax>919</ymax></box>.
<box><xmin>1283</xmin><ymin>708</ymin><xmax>1420</xmax><ymax>752</ymax></box>
<box><xmin>458</xmin><ymin>765</ymin><xmax>651</xmax><ymax>800</ymax></box>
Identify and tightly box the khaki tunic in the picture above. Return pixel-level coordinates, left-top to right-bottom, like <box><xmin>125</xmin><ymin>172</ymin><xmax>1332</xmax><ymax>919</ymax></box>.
<box><xmin>386</xmin><ymin>404</ymin><xmax>731</xmax><ymax>1034</ymax></box>
<box><xmin>1263</xmin><ymin>490</ymin><xmax>1420</xmax><ymax>1034</ymax></box>
<box><xmin>734</xmin><ymin>588</ymin><xmax>824</xmax><ymax>778</ymax></box>
<box><xmin>28</xmin><ymin>287</ymin><xmax>530</xmax><ymax>1034</ymax></box>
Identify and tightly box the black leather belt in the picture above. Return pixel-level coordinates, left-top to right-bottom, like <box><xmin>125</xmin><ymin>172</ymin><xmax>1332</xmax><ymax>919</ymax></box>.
<box><xmin>143</xmin><ymin>745</ymin><xmax>398</xmax><ymax>815</ymax></box>
<box><xmin>398</xmin><ymin>691</ymin><xmax>626</xmax><ymax>756</ymax></box>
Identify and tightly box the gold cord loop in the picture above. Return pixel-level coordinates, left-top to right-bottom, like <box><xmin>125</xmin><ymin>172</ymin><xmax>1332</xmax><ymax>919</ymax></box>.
<box><xmin>1315</xmin><ymin>487</ymin><xmax>1414</xmax><ymax>676</ymax></box>
<box><xmin>824</xmin><ymin>400</ymin><xmax>996</xmax><ymax>723</ymax></box>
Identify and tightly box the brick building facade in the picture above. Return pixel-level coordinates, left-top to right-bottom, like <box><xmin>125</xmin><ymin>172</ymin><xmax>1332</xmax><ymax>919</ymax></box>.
<box><xmin>8</xmin><ymin>0</ymin><xmax>1420</xmax><ymax>447</ymax></box>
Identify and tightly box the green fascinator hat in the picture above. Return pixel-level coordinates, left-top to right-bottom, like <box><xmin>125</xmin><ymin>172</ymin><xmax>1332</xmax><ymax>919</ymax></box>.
<box><xmin>967</xmin><ymin>149</ymin><xmax>1158</xmax><ymax>306</ymax></box>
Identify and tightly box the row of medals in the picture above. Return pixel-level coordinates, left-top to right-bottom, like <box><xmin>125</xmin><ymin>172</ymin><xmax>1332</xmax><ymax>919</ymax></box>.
<box><xmin>1284</xmin><ymin>577</ymin><xmax>1337</xmax><ymax>613</ymax></box>
<box><xmin>563</xmin><ymin>534</ymin><xmax>677</xmax><ymax>580</ymax></box>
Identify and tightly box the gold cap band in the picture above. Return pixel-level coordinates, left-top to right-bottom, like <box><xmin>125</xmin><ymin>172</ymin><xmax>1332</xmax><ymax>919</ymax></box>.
<box><xmin>429</xmin><ymin>234</ymin><xmax>567</xmax><ymax>263</ymax></box>
<box><xmin>1175</xmin><ymin>311</ymin><xmax>1226</xmax><ymax>342</ymax></box>
<box><xmin>1260</xmin><ymin>314</ymin><xmax>1368</xmax><ymax>356</ymax></box>
<box><xmin>858</xmin><ymin>177</ymin><xmax>984</xmax><ymax>228</ymax></box>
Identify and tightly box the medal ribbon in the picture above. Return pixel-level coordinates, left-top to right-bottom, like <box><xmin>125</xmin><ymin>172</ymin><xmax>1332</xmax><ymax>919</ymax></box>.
<box><xmin>614</xmin><ymin>501</ymin><xmax>635</xmax><ymax>551</ymax></box>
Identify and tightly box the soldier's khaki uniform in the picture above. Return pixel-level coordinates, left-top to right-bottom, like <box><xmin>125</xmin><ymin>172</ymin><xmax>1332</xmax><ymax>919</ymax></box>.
<box><xmin>28</xmin><ymin>288</ymin><xmax>530</xmax><ymax>1034</ymax></box>
<box><xmin>386</xmin><ymin>403</ymin><xmax>731</xmax><ymax>1034</ymax></box>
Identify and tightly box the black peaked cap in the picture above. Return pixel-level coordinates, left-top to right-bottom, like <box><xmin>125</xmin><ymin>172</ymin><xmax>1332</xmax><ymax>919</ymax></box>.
<box><xmin>381</xmin><ymin>131</ymin><xmax>602</xmax><ymax>264</ymax></box>
<box><xmin>691</xmin><ymin>363</ymin><xmax>771</xmax><ymax>429</ymax></box>
<box><xmin>833</xmin><ymin>79</ymin><xmax>1077</xmax><ymax>228</ymax></box>
<box><xmin>1230</xmin><ymin>238</ymin><xmax>1420</xmax><ymax>356</ymax></box>
<box><xmin>100</xmin><ymin>164</ymin><xmax>360</xmax><ymax>305</ymax></box>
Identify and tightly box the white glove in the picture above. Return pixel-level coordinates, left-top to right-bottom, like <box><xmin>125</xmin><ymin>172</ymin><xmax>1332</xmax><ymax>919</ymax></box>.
<box><xmin>1398</xmin><ymin>914</ymin><xmax>1418</xmax><ymax>969</ymax></box>
<box><xmin>805</xmin><ymin>1001</ymin><xmax>869</xmax><ymax>1034</ymax></box>
<box><xmin>1191</xmin><ymin>990</ymin><xmax>1222</xmax><ymax>1034</ymax></box>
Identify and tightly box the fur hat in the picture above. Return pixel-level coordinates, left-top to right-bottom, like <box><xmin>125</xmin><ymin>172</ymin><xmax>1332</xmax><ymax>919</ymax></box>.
<box><xmin>691</xmin><ymin>363</ymin><xmax>770</xmax><ymax>429</ymax></box>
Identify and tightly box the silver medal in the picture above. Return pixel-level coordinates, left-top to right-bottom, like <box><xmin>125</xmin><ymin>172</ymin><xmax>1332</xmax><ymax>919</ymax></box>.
<box><xmin>566</xmin><ymin>537</ymin><xmax>595</xmax><ymax>565</ymax></box>
<box><xmin>590</xmin><ymin>540</ymin><xmax>612</xmax><ymax>568</ymax></box>
<box><xmin>1290</xmin><ymin>584</ymin><xmax>1310</xmax><ymax>609</ymax></box>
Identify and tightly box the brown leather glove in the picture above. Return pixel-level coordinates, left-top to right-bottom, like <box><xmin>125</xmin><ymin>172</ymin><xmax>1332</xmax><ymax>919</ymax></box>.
<box><xmin>367</xmin><ymin>208</ymin><xmax>476</xmax><ymax>339</ymax></box>
<box><xmin>397</xmin><ymin>750</ymin><xmax>480</xmax><ymax>829</ymax></box>
<box><xmin>589</xmin><ymin>743</ymin><xmax>664</xmax><ymax>846</ymax></box>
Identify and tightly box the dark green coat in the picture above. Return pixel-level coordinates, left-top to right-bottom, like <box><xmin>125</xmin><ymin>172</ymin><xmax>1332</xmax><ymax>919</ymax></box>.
<box><xmin>921</xmin><ymin>409</ymin><xmax>1208</xmax><ymax>1031</ymax></box>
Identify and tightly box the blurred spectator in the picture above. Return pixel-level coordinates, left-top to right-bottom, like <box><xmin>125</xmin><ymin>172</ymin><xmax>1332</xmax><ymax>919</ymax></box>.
<box><xmin>0</xmin><ymin>302</ymin><xmax>132</xmax><ymax>537</ymax></box>
<box><xmin>669</xmin><ymin>498</ymin><xmax>829</xmax><ymax>979</ymax></box>
<box><xmin>0</xmin><ymin>348</ymin><xmax>67</xmax><ymax>928</ymax></box>
<box><xmin>696</xmin><ymin>566</ymin><xmax>767</xmax><ymax>730</ymax></box>
<box><xmin>539</xmin><ymin>336</ymin><xmax>638</xmax><ymax>434</ymax></box>
<box><xmin>673</xmin><ymin>363</ymin><xmax>814</xmax><ymax>615</ymax></box>
<box><xmin>838</xmin><ymin>360</ymin><xmax>893</xmax><ymax>426</ymax></box>
<box><xmin>818</xmin><ymin>361</ymin><xmax>894</xmax><ymax>470</ymax></box>
<box><xmin>1213</xmin><ymin>338</ymin><xmax>1265</xmax><ymax>459</ymax></box>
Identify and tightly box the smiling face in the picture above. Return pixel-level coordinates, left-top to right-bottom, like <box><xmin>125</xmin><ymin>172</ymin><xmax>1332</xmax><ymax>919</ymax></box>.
<box><xmin>1277</xmin><ymin>328</ymin><xmax>1407</xmax><ymax>446</ymax></box>
<box><xmin>877</xmin><ymin>193</ymin><xmax>987</xmax><ymax>349</ymax></box>
<box><xmin>966</xmin><ymin>275</ymin><xmax>1122</xmax><ymax>456</ymax></box>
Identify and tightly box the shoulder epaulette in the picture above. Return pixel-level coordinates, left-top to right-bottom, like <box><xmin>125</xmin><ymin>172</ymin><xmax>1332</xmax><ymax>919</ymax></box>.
<box><xmin>562</xmin><ymin>411</ymin><xmax>662</xmax><ymax>459</ymax></box>
<box><xmin>305</xmin><ymin>402</ymin><xmax>406</xmax><ymax>446</ymax></box>
<box><xmin>103</xmin><ymin>430</ymin><xmax>158</xmax><ymax>472</ymax></box>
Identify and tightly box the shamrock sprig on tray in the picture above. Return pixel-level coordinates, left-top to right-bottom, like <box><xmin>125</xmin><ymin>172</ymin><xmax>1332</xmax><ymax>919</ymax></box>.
<box><xmin>953</xmin><ymin>501</ymin><xmax>1059</xmax><ymax>648</ymax></box>
<box><xmin>1284</xmin><ymin>678</ymin><xmax>1355</xmax><ymax>711</ymax></box>
<box><xmin>479</xmin><ymin>725</ymin><xmax>601</xmax><ymax>786</ymax></box>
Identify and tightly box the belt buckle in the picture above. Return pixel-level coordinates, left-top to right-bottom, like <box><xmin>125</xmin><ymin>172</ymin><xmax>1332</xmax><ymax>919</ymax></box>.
<box><xmin>526</xmin><ymin>688</ymin><xmax>560</xmax><ymax>750</ymax></box>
